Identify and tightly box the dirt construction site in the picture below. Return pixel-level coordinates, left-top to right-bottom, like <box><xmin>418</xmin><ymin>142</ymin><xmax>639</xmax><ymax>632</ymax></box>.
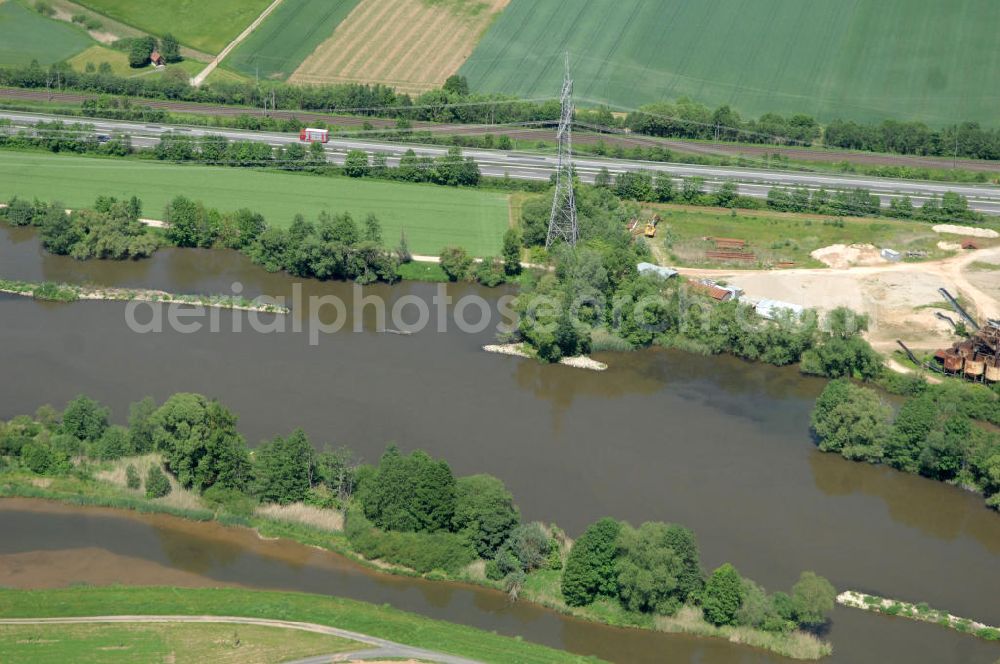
<box><xmin>678</xmin><ymin>238</ymin><xmax>1000</xmax><ymax>353</ymax></box>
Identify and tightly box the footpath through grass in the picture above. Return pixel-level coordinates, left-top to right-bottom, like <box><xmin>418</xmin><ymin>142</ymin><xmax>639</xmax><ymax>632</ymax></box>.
<box><xmin>0</xmin><ymin>587</ymin><xmax>600</xmax><ymax>664</ymax></box>
<box><xmin>0</xmin><ymin>0</ymin><xmax>93</xmax><ymax>67</ymax></box>
<box><xmin>71</xmin><ymin>0</ymin><xmax>272</xmax><ymax>53</ymax></box>
<box><xmin>0</xmin><ymin>621</ymin><xmax>360</xmax><ymax>664</ymax></box>
<box><xmin>0</xmin><ymin>151</ymin><xmax>510</xmax><ymax>256</ymax></box>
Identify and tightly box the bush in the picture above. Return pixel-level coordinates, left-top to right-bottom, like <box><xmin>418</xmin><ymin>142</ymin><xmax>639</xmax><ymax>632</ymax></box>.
<box><xmin>125</xmin><ymin>464</ymin><xmax>141</xmax><ymax>490</ymax></box>
<box><xmin>145</xmin><ymin>465</ymin><xmax>172</xmax><ymax>499</ymax></box>
<box><xmin>500</xmin><ymin>522</ymin><xmax>550</xmax><ymax>572</ymax></box>
<box><xmin>345</xmin><ymin>508</ymin><xmax>475</xmax><ymax>574</ymax></box>
<box><xmin>20</xmin><ymin>441</ymin><xmax>68</xmax><ymax>475</ymax></box>
<box><xmin>202</xmin><ymin>484</ymin><xmax>256</xmax><ymax>518</ymax></box>
<box><xmin>439</xmin><ymin>246</ymin><xmax>473</xmax><ymax>281</ymax></box>
<box><xmin>93</xmin><ymin>425</ymin><xmax>130</xmax><ymax>460</ymax></box>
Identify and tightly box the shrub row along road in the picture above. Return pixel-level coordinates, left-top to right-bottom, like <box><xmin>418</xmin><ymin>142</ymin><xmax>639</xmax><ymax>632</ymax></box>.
<box><xmin>0</xmin><ymin>615</ymin><xmax>482</xmax><ymax>664</ymax></box>
<box><xmin>4</xmin><ymin>87</ymin><xmax>999</xmax><ymax>172</ymax></box>
<box><xmin>4</xmin><ymin>109</ymin><xmax>1000</xmax><ymax>215</ymax></box>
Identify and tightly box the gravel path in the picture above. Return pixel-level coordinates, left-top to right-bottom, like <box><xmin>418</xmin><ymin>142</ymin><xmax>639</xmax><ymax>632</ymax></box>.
<box><xmin>0</xmin><ymin>615</ymin><xmax>483</xmax><ymax>664</ymax></box>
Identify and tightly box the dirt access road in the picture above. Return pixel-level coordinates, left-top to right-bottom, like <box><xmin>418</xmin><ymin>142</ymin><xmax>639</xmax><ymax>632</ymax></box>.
<box><xmin>0</xmin><ymin>615</ymin><xmax>482</xmax><ymax>664</ymax></box>
<box><xmin>677</xmin><ymin>246</ymin><xmax>1000</xmax><ymax>351</ymax></box>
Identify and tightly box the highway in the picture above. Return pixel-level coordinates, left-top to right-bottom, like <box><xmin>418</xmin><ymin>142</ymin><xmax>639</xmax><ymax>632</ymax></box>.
<box><xmin>4</xmin><ymin>110</ymin><xmax>1000</xmax><ymax>215</ymax></box>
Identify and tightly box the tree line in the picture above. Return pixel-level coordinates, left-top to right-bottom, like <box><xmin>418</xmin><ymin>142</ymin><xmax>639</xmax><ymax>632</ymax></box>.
<box><xmin>0</xmin><ymin>391</ymin><xmax>836</xmax><ymax>636</ymax></box>
<box><xmin>811</xmin><ymin>379</ymin><xmax>1000</xmax><ymax>511</ymax></box>
<box><xmin>2</xmin><ymin>62</ymin><xmax>998</xmax><ymax>161</ymax></box>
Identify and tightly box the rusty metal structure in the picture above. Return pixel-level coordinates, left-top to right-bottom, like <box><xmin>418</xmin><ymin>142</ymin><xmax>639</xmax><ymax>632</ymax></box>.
<box><xmin>931</xmin><ymin>289</ymin><xmax>1000</xmax><ymax>383</ymax></box>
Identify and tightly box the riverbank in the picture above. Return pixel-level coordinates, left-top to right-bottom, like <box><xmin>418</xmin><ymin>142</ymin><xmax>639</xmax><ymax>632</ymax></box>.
<box><xmin>484</xmin><ymin>343</ymin><xmax>608</xmax><ymax>371</ymax></box>
<box><xmin>0</xmin><ymin>278</ymin><xmax>289</xmax><ymax>314</ymax></box>
<box><xmin>0</xmin><ymin>586</ymin><xmax>592</xmax><ymax>664</ymax></box>
<box><xmin>836</xmin><ymin>591</ymin><xmax>1000</xmax><ymax>642</ymax></box>
<box><xmin>0</xmin><ymin>473</ymin><xmax>830</xmax><ymax>661</ymax></box>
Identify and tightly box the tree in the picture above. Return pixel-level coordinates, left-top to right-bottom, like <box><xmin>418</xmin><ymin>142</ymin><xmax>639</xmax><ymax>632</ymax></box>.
<box><xmin>442</xmin><ymin>74</ymin><xmax>469</xmax><ymax>96</ymax></box>
<box><xmin>254</xmin><ymin>428</ymin><xmax>314</xmax><ymax>504</ymax></box>
<box><xmin>561</xmin><ymin>517</ymin><xmax>622</xmax><ymax>607</ymax></box>
<box><xmin>127</xmin><ymin>397</ymin><xmax>157</xmax><ymax>454</ymax></box>
<box><xmin>664</xmin><ymin>524</ymin><xmax>704</xmax><ymax>600</ymax></box>
<box><xmin>361</xmin><ymin>446</ymin><xmax>457</xmax><ymax>533</ymax></box>
<box><xmin>502</xmin><ymin>228</ymin><xmax>522</xmax><ymax>276</ymax></box>
<box><xmin>790</xmin><ymin>571</ymin><xmax>835</xmax><ymax>628</ymax></box>
<box><xmin>164</xmin><ymin>196</ymin><xmax>218</xmax><ymax>248</ymax></box>
<box><xmin>94</xmin><ymin>425</ymin><xmax>130</xmax><ymax>460</ymax></box>
<box><xmin>702</xmin><ymin>563</ymin><xmax>744</xmax><ymax>626</ymax></box>
<box><xmin>439</xmin><ymin>246</ymin><xmax>472</xmax><ymax>281</ymax></box>
<box><xmin>145</xmin><ymin>464</ymin><xmax>172</xmax><ymax>498</ymax></box>
<box><xmin>397</xmin><ymin>230</ymin><xmax>412</xmax><ymax>263</ymax></box>
<box><xmin>128</xmin><ymin>36</ymin><xmax>156</xmax><ymax>68</ymax></box>
<box><xmin>500</xmin><ymin>522</ymin><xmax>550</xmax><ymax>572</ymax></box>
<box><xmin>149</xmin><ymin>393</ymin><xmax>251</xmax><ymax>492</ymax></box>
<box><xmin>62</xmin><ymin>395</ymin><xmax>109</xmax><ymax>442</ymax></box>
<box><xmin>160</xmin><ymin>33</ymin><xmax>181</xmax><ymax>63</ymax></box>
<box><xmin>615</xmin><ymin>522</ymin><xmax>685</xmax><ymax>614</ymax></box>
<box><xmin>453</xmin><ymin>474</ymin><xmax>520</xmax><ymax>557</ymax></box>
<box><xmin>680</xmin><ymin>177</ymin><xmax>704</xmax><ymax>203</ymax></box>
<box><xmin>810</xmin><ymin>380</ymin><xmax>892</xmax><ymax>461</ymax></box>
<box><xmin>39</xmin><ymin>206</ymin><xmax>78</xmax><ymax>255</ymax></box>
<box><xmin>653</xmin><ymin>173</ymin><xmax>675</xmax><ymax>202</ymax></box>
<box><xmin>594</xmin><ymin>167</ymin><xmax>612</xmax><ymax>189</ymax></box>
<box><xmin>363</xmin><ymin>213</ymin><xmax>382</xmax><ymax>244</ymax></box>
<box><xmin>343</xmin><ymin>149</ymin><xmax>369</xmax><ymax>177</ymax></box>
<box><xmin>125</xmin><ymin>463</ymin><xmax>141</xmax><ymax>490</ymax></box>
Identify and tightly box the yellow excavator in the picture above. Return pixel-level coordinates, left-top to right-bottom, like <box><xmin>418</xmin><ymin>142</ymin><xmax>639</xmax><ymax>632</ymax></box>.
<box><xmin>643</xmin><ymin>215</ymin><xmax>660</xmax><ymax>238</ymax></box>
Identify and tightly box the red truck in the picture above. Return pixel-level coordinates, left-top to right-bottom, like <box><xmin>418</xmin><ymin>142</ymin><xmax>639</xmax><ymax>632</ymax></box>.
<box><xmin>299</xmin><ymin>127</ymin><xmax>329</xmax><ymax>143</ymax></box>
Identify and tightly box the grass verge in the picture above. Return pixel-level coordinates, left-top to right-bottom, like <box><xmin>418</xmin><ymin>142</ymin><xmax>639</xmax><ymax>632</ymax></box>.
<box><xmin>0</xmin><ymin>586</ymin><xmax>599</xmax><ymax>664</ymax></box>
<box><xmin>0</xmin><ymin>621</ymin><xmax>360</xmax><ymax>664</ymax></box>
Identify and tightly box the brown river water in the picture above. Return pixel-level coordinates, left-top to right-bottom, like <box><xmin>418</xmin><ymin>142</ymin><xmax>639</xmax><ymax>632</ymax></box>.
<box><xmin>1</xmin><ymin>225</ymin><xmax>999</xmax><ymax>663</ymax></box>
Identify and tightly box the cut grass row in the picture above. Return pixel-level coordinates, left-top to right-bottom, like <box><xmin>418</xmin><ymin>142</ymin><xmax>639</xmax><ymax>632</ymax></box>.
<box><xmin>0</xmin><ymin>151</ymin><xmax>510</xmax><ymax>256</ymax></box>
<box><xmin>71</xmin><ymin>0</ymin><xmax>272</xmax><ymax>54</ymax></box>
<box><xmin>0</xmin><ymin>587</ymin><xmax>598</xmax><ymax>664</ymax></box>
<box><xmin>461</xmin><ymin>0</ymin><xmax>1000</xmax><ymax>126</ymax></box>
<box><xmin>0</xmin><ymin>621</ymin><xmax>359</xmax><ymax>664</ymax></box>
<box><xmin>228</xmin><ymin>0</ymin><xmax>360</xmax><ymax>81</ymax></box>
<box><xmin>0</xmin><ymin>0</ymin><xmax>93</xmax><ymax>67</ymax></box>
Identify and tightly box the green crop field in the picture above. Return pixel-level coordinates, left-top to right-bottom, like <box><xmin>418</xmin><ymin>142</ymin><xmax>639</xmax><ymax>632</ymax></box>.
<box><xmin>461</xmin><ymin>0</ymin><xmax>1000</xmax><ymax>126</ymax></box>
<box><xmin>0</xmin><ymin>152</ymin><xmax>509</xmax><ymax>256</ymax></box>
<box><xmin>0</xmin><ymin>1</ymin><xmax>93</xmax><ymax>67</ymax></box>
<box><xmin>228</xmin><ymin>0</ymin><xmax>360</xmax><ymax>81</ymax></box>
<box><xmin>72</xmin><ymin>0</ymin><xmax>272</xmax><ymax>53</ymax></box>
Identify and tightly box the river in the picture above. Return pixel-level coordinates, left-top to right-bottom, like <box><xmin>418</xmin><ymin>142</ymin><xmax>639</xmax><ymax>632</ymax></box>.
<box><xmin>1</xmin><ymin>225</ymin><xmax>998</xmax><ymax>663</ymax></box>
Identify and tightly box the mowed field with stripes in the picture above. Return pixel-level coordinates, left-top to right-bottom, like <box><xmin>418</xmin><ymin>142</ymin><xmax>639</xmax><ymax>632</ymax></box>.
<box><xmin>289</xmin><ymin>0</ymin><xmax>509</xmax><ymax>94</ymax></box>
<box><xmin>460</xmin><ymin>0</ymin><xmax>1000</xmax><ymax>125</ymax></box>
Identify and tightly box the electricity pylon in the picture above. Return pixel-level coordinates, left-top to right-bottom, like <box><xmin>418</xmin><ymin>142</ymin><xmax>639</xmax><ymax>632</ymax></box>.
<box><xmin>545</xmin><ymin>53</ymin><xmax>578</xmax><ymax>248</ymax></box>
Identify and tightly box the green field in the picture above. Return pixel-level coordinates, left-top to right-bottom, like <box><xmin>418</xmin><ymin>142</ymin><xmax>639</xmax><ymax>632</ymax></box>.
<box><xmin>0</xmin><ymin>622</ymin><xmax>358</xmax><ymax>663</ymax></box>
<box><xmin>72</xmin><ymin>0</ymin><xmax>272</xmax><ymax>53</ymax></box>
<box><xmin>645</xmin><ymin>204</ymin><xmax>973</xmax><ymax>268</ymax></box>
<box><xmin>0</xmin><ymin>1</ymin><xmax>93</xmax><ymax>67</ymax></box>
<box><xmin>228</xmin><ymin>0</ymin><xmax>360</xmax><ymax>81</ymax></box>
<box><xmin>0</xmin><ymin>587</ymin><xmax>595</xmax><ymax>664</ymax></box>
<box><xmin>461</xmin><ymin>0</ymin><xmax>1000</xmax><ymax>126</ymax></box>
<box><xmin>0</xmin><ymin>152</ymin><xmax>509</xmax><ymax>255</ymax></box>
